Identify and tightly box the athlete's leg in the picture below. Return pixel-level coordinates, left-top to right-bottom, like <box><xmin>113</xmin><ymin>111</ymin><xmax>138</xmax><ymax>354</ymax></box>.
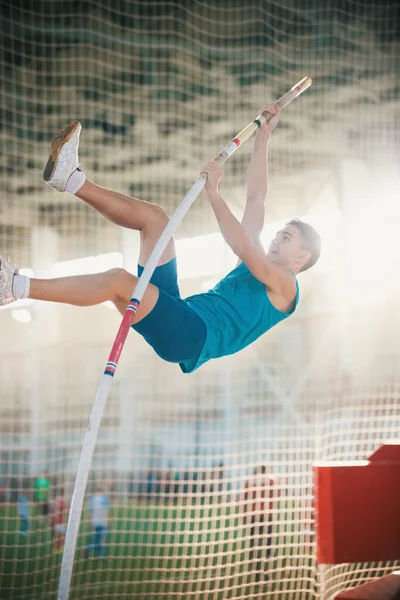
<box><xmin>1</xmin><ymin>254</ymin><xmax>205</xmax><ymax>363</ymax></box>
<box><xmin>44</xmin><ymin>121</ymin><xmax>175</xmax><ymax>266</ymax></box>
<box><xmin>28</xmin><ymin>268</ymin><xmax>158</xmax><ymax>323</ymax></box>
<box><xmin>75</xmin><ymin>180</ymin><xmax>175</xmax><ymax>266</ymax></box>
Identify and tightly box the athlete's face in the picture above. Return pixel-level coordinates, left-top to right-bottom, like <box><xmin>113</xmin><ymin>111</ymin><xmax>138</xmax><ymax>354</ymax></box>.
<box><xmin>267</xmin><ymin>225</ymin><xmax>310</xmax><ymax>271</ymax></box>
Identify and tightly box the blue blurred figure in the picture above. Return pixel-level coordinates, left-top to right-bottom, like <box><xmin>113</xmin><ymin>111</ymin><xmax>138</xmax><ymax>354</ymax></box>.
<box><xmin>86</xmin><ymin>485</ymin><xmax>110</xmax><ymax>558</ymax></box>
<box><xmin>17</xmin><ymin>491</ymin><xmax>30</xmax><ymax>536</ymax></box>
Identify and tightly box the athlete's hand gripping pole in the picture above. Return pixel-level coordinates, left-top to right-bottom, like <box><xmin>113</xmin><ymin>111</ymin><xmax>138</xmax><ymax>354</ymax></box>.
<box><xmin>57</xmin><ymin>75</ymin><xmax>312</xmax><ymax>600</ymax></box>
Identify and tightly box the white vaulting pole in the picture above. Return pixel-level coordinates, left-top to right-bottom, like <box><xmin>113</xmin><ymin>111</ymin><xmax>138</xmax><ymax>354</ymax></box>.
<box><xmin>57</xmin><ymin>76</ymin><xmax>312</xmax><ymax>600</ymax></box>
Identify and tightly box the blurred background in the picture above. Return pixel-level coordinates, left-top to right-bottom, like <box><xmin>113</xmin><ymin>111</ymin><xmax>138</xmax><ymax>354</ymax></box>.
<box><xmin>0</xmin><ymin>0</ymin><xmax>399</xmax><ymax>598</ymax></box>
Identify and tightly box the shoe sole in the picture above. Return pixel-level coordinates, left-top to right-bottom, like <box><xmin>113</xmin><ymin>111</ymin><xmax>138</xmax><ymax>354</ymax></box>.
<box><xmin>43</xmin><ymin>120</ymin><xmax>81</xmax><ymax>182</ymax></box>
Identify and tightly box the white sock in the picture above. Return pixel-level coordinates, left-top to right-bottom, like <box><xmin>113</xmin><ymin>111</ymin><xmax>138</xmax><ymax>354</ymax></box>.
<box><xmin>12</xmin><ymin>274</ymin><xmax>30</xmax><ymax>300</ymax></box>
<box><xmin>65</xmin><ymin>169</ymin><xmax>86</xmax><ymax>195</ymax></box>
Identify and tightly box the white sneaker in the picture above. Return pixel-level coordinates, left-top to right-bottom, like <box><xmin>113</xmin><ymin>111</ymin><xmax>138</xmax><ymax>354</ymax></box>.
<box><xmin>43</xmin><ymin>120</ymin><xmax>82</xmax><ymax>192</ymax></box>
<box><xmin>0</xmin><ymin>256</ymin><xmax>18</xmax><ymax>306</ymax></box>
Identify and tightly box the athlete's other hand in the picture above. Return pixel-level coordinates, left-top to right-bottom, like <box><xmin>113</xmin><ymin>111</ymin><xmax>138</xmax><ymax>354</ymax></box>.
<box><xmin>259</xmin><ymin>103</ymin><xmax>280</xmax><ymax>134</ymax></box>
<box><xmin>201</xmin><ymin>160</ymin><xmax>223</xmax><ymax>189</ymax></box>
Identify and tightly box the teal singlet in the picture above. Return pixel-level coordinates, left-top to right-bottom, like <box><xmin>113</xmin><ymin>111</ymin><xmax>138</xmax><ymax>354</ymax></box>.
<box><xmin>180</xmin><ymin>262</ymin><xmax>299</xmax><ymax>373</ymax></box>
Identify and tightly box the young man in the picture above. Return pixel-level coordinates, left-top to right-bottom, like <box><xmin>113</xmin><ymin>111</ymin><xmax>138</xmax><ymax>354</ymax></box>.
<box><xmin>0</xmin><ymin>105</ymin><xmax>321</xmax><ymax>373</ymax></box>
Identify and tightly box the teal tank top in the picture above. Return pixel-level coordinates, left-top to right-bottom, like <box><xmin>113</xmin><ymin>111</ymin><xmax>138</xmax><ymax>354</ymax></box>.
<box><xmin>180</xmin><ymin>262</ymin><xmax>299</xmax><ymax>373</ymax></box>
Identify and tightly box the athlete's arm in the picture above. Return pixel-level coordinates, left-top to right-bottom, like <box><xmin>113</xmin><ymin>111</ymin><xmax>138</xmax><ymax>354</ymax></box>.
<box><xmin>236</xmin><ymin>104</ymin><xmax>280</xmax><ymax>266</ymax></box>
<box><xmin>203</xmin><ymin>161</ymin><xmax>290</xmax><ymax>294</ymax></box>
<box><xmin>240</xmin><ymin>104</ymin><xmax>280</xmax><ymax>249</ymax></box>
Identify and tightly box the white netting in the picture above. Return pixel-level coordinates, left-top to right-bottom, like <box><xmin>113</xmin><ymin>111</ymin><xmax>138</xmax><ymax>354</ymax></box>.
<box><xmin>0</xmin><ymin>0</ymin><xmax>399</xmax><ymax>599</ymax></box>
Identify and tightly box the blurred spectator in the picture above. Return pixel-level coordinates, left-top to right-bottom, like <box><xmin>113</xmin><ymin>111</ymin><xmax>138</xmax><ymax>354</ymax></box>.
<box><xmin>17</xmin><ymin>488</ymin><xmax>30</xmax><ymax>537</ymax></box>
<box><xmin>146</xmin><ymin>470</ymin><xmax>155</xmax><ymax>499</ymax></box>
<box><xmin>0</xmin><ymin>482</ymin><xmax>7</xmax><ymax>503</ymax></box>
<box><xmin>160</xmin><ymin>470</ymin><xmax>173</xmax><ymax>498</ymax></box>
<box><xmin>215</xmin><ymin>460</ymin><xmax>225</xmax><ymax>501</ymax></box>
<box><xmin>242</xmin><ymin>465</ymin><xmax>279</xmax><ymax>585</ymax></box>
<box><xmin>34</xmin><ymin>470</ymin><xmax>51</xmax><ymax>518</ymax></box>
<box><xmin>86</xmin><ymin>485</ymin><xmax>110</xmax><ymax>558</ymax></box>
<box><xmin>51</xmin><ymin>487</ymin><xmax>68</xmax><ymax>552</ymax></box>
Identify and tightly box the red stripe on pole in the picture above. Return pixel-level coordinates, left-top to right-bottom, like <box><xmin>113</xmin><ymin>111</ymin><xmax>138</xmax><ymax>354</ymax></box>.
<box><xmin>108</xmin><ymin>310</ymin><xmax>136</xmax><ymax>365</ymax></box>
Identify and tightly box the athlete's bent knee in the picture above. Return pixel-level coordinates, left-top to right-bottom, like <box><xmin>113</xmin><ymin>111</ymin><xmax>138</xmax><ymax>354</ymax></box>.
<box><xmin>145</xmin><ymin>205</ymin><xmax>170</xmax><ymax>230</ymax></box>
<box><xmin>106</xmin><ymin>268</ymin><xmax>137</xmax><ymax>302</ymax></box>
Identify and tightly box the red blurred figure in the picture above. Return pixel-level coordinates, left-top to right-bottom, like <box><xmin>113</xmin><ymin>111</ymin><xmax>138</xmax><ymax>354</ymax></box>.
<box><xmin>51</xmin><ymin>487</ymin><xmax>68</xmax><ymax>552</ymax></box>
<box><xmin>242</xmin><ymin>465</ymin><xmax>280</xmax><ymax>585</ymax></box>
